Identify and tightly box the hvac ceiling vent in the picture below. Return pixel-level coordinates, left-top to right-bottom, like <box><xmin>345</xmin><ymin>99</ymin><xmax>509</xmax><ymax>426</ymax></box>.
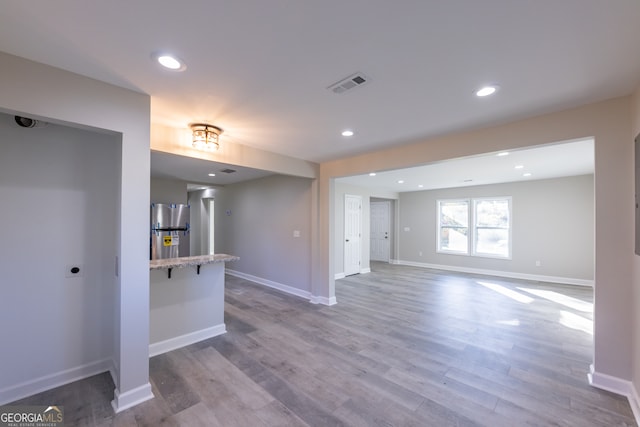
<box><xmin>327</xmin><ymin>72</ymin><xmax>369</xmax><ymax>94</ymax></box>
<box><xmin>220</xmin><ymin>168</ymin><xmax>236</xmax><ymax>174</ymax></box>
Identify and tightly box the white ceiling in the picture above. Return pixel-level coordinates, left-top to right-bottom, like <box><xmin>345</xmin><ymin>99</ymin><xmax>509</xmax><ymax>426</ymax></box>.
<box><xmin>0</xmin><ymin>1</ymin><xmax>638</xmax><ymax>186</ymax></box>
<box><xmin>338</xmin><ymin>138</ymin><xmax>594</xmax><ymax>193</ymax></box>
<box><xmin>151</xmin><ymin>151</ymin><xmax>274</xmax><ymax>189</ymax></box>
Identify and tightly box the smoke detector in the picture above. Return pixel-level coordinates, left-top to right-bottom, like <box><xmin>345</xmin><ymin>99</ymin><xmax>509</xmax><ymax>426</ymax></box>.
<box><xmin>327</xmin><ymin>72</ymin><xmax>370</xmax><ymax>94</ymax></box>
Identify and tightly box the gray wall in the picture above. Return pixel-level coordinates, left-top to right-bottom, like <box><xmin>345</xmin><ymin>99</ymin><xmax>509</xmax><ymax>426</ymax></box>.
<box><xmin>215</xmin><ymin>175</ymin><xmax>313</xmax><ymax>291</ymax></box>
<box><xmin>398</xmin><ymin>174</ymin><xmax>594</xmax><ymax>281</ymax></box>
<box><xmin>0</xmin><ymin>113</ymin><xmax>118</xmax><ymax>396</ymax></box>
<box><xmin>151</xmin><ymin>177</ymin><xmax>187</xmax><ymax>205</ymax></box>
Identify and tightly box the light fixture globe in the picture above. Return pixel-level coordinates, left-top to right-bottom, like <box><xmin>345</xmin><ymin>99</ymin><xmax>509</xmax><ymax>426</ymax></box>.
<box><xmin>190</xmin><ymin>123</ymin><xmax>223</xmax><ymax>150</ymax></box>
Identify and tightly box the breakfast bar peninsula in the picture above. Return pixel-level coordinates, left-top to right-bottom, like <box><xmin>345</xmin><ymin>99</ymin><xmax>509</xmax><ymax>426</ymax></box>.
<box><xmin>149</xmin><ymin>254</ymin><xmax>239</xmax><ymax>356</ymax></box>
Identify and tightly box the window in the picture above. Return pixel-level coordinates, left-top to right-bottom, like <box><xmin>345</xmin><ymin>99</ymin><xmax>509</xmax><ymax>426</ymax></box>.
<box><xmin>438</xmin><ymin>199</ymin><xmax>469</xmax><ymax>254</ymax></box>
<box><xmin>437</xmin><ymin>197</ymin><xmax>511</xmax><ymax>258</ymax></box>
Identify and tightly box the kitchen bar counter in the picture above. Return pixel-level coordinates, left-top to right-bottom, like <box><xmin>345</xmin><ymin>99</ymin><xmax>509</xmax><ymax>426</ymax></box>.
<box><xmin>149</xmin><ymin>254</ymin><xmax>238</xmax><ymax>357</ymax></box>
<box><xmin>149</xmin><ymin>254</ymin><xmax>239</xmax><ymax>271</ymax></box>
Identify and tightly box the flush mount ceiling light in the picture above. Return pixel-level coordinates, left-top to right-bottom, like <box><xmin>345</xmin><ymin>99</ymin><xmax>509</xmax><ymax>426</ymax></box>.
<box><xmin>191</xmin><ymin>123</ymin><xmax>223</xmax><ymax>150</ymax></box>
<box><xmin>152</xmin><ymin>52</ymin><xmax>186</xmax><ymax>71</ymax></box>
<box><xmin>476</xmin><ymin>85</ymin><xmax>499</xmax><ymax>97</ymax></box>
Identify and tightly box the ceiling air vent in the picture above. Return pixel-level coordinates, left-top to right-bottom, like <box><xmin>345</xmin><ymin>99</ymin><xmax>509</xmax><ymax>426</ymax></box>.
<box><xmin>220</xmin><ymin>168</ymin><xmax>236</xmax><ymax>174</ymax></box>
<box><xmin>327</xmin><ymin>72</ymin><xmax>369</xmax><ymax>94</ymax></box>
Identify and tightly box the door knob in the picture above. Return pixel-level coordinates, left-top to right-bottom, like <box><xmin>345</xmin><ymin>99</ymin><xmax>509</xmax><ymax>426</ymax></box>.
<box><xmin>346</xmin><ymin>239</ymin><xmax>349</xmax><ymax>242</ymax></box>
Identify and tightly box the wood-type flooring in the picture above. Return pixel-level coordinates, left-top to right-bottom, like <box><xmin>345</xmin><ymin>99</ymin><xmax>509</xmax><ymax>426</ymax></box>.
<box><xmin>11</xmin><ymin>263</ymin><xmax>637</xmax><ymax>426</ymax></box>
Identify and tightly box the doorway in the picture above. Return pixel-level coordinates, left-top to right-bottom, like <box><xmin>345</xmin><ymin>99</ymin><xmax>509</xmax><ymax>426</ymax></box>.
<box><xmin>370</xmin><ymin>201</ymin><xmax>390</xmax><ymax>262</ymax></box>
<box><xmin>344</xmin><ymin>194</ymin><xmax>362</xmax><ymax>276</ymax></box>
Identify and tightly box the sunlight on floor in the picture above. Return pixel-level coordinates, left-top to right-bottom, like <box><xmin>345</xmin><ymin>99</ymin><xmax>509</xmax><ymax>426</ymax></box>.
<box><xmin>559</xmin><ymin>310</ymin><xmax>593</xmax><ymax>335</ymax></box>
<box><xmin>476</xmin><ymin>281</ymin><xmax>594</xmax><ymax>334</ymax></box>
<box><xmin>517</xmin><ymin>288</ymin><xmax>593</xmax><ymax>313</ymax></box>
<box><xmin>496</xmin><ymin>319</ymin><xmax>521</xmax><ymax>326</ymax></box>
<box><xmin>476</xmin><ymin>281</ymin><xmax>534</xmax><ymax>304</ymax></box>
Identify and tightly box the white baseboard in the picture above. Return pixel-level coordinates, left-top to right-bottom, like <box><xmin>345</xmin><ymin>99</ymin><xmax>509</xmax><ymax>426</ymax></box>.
<box><xmin>588</xmin><ymin>364</ymin><xmax>640</xmax><ymax>425</ymax></box>
<box><xmin>310</xmin><ymin>295</ymin><xmax>337</xmax><ymax>305</ymax></box>
<box><xmin>227</xmin><ymin>269</ymin><xmax>311</xmax><ymax>299</ymax></box>
<box><xmin>335</xmin><ymin>269</ymin><xmax>371</xmax><ymax>279</ymax></box>
<box><xmin>395</xmin><ymin>260</ymin><xmax>593</xmax><ymax>287</ymax></box>
<box><xmin>149</xmin><ymin>324</ymin><xmax>226</xmax><ymax>358</ymax></box>
<box><xmin>0</xmin><ymin>357</ymin><xmax>113</xmax><ymax>406</ymax></box>
<box><xmin>628</xmin><ymin>383</ymin><xmax>640</xmax><ymax>426</ymax></box>
<box><xmin>227</xmin><ymin>269</ymin><xmax>335</xmax><ymax>305</ymax></box>
<box><xmin>111</xmin><ymin>382</ymin><xmax>154</xmax><ymax>413</ymax></box>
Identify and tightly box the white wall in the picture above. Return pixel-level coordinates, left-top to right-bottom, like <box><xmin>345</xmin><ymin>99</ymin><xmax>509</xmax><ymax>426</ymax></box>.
<box><xmin>398</xmin><ymin>175</ymin><xmax>594</xmax><ymax>283</ymax></box>
<box><xmin>631</xmin><ymin>85</ymin><xmax>640</xmax><ymax>409</ymax></box>
<box><xmin>0</xmin><ymin>52</ymin><xmax>152</xmax><ymax>411</ymax></box>
<box><xmin>215</xmin><ymin>175</ymin><xmax>313</xmax><ymax>295</ymax></box>
<box><xmin>0</xmin><ymin>113</ymin><xmax>118</xmax><ymax>402</ymax></box>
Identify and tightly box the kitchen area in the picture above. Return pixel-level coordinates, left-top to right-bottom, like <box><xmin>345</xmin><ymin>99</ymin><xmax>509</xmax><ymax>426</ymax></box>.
<box><xmin>148</xmin><ymin>187</ymin><xmax>238</xmax><ymax>357</ymax></box>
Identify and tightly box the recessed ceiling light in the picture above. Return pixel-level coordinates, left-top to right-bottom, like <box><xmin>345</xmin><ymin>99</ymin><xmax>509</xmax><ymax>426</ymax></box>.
<box><xmin>476</xmin><ymin>85</ymin><xmax>499</xmax><ymax>97</ymax></box>
<box><xmin>497</xmin><ymin>151</ymin><xmax>509</xmax><ymax>157</ymax></box>
<box><xmin>369</xmin><ymin>172</ymin><xmax>376</xmax><ymax>176</ymax></box>
<box><xmin>208</xmin><ymin>173</ymin><xmax>216</xmax><ymax>177</ymax></box>
<box><xmin>523</xmin><ymin>172</ymin><xmax>532</xmax><ymax>177</ymax></box>
<box><xmin>418</xmin><ymin>184</ymin><xmax>424</xmax><ymax>188</ymax></box>
<box><xmin>341</xmin><ymin>130</ymin><xmax>354</xmax><ymax>137</ymax></box>
<box><xmin>515</xmin><ymin>165</ymin><xmax>524</xmax><ymax>169</ymax></box>
<box><xmin>397</xmin><ymin>180</ymin><xmax>404</xmax><ymax>184</ymax></box>
<box><xmin>153</xmin><ymin>52</ymin><xmax>186</xmax><ymax>71</ymax></box>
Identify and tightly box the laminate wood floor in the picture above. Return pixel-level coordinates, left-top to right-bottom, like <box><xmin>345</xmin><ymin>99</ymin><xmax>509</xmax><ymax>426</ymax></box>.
<box><xmin>12</xmin><ymin>263</ymin><xmax>637</xmax><ymax>426</ymax></box>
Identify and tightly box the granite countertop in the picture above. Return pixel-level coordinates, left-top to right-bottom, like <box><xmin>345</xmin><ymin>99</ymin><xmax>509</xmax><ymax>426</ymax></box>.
<box><xmin>149</xmin><ymin>254</ymin><xmax>239</xmax><ymax>270</ymax></box>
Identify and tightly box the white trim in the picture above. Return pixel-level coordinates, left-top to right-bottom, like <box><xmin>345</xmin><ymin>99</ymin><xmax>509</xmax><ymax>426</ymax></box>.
<box><xmin>227</xmin><ymin>269</ymin><xmax>336</xmax><ymax>305</ymax></box>
<box><xmin>227</xmin><ymin>269</ymin><xmax>312</xmax><ymax>300</ymax></box>
<box><xmin>588</xmin><ymin>364</ymin><xmax>640</xmax><ymax>425</ymax></box>
<box><xmin>360</xmin><ymin>268</ymin><xmax>371</xmax><ymax>274</ymax></box>
<box><xmin>395</xmin><ymin>260</ymin><xmax>593</xmax><ymax>287</ymax></box>
<box><xmin>334</xmin><ymin>272</ymin><xmax>346</xmax><ymax>280</ymax></box>
<box><xmin>629</xmin><ymin>382</ymin><xmax>640</xmax><ymax>426</ymax></box>
<box><xmin>0</xmin><ymin>357</ymin><xmax>113</xmax><ymax>405</ymax></box>
<box><xmin>310</xmin><ymin>295</ymin><xmax>337</xmax><ymax>305</ymax></box>
<box><xmin>148</xmin><ymin>324</ymin><xmax>227</xmax><ymax>358</ymax></box>
<box><xmin>111</xmin><ymin>382</ymin><xmax>154</xmax><ymax>413</ymax></box>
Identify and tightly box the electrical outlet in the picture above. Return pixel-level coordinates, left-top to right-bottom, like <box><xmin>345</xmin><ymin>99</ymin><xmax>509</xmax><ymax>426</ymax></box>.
<box><xmin>419</xmin><ymin>251</ymin><xmax>423</xmax><ymax>256</ymax></box>
<box><xmin>65</xmin><ymin>264</ymin><xmax>84</xmax><ymax>278</ymax></box>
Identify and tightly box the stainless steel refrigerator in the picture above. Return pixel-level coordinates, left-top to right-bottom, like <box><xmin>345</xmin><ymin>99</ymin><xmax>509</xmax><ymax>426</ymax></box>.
<box><xmin>150</xmin><ymin>203</ymin><xmax>190</xmax><ymax>260</ymax></box>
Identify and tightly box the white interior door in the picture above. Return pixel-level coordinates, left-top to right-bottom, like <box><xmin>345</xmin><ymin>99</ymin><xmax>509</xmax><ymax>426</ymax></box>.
<box><xmin>344</xmin><ymin>194</ymin><xmax>362</xmax><ymax>276</ymax></box>
<box><xmin>370</xmin><ymin>201</ymin><xmax>390</xmax><ymax>262</ymax></box>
